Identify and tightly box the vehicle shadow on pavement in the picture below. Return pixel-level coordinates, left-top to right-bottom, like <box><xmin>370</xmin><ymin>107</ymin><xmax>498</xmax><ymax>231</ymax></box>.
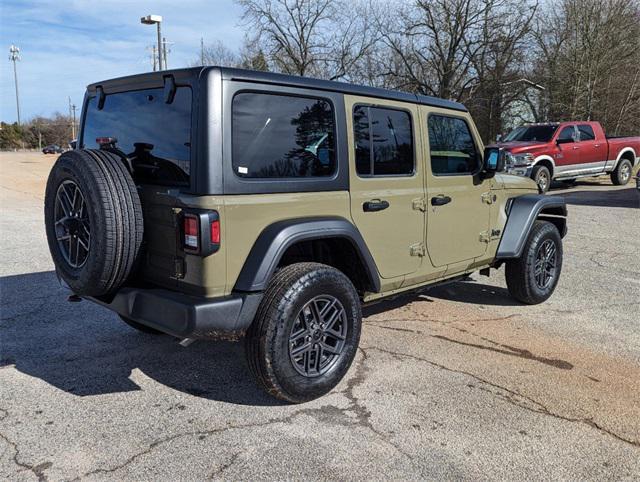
<box><xmin>363</xmin><ymin>278</ymin><xmax>520</xmax><ymax>318</ymax></box>
<box><xmin>552</xmin><ymin>185</ymin><xmax>639</xmax><ymax>209</ymax></box>
<box><xmin>0</xmin><ymin>271</ymin><xmax>283</xmax><ymax>406</ymax></box>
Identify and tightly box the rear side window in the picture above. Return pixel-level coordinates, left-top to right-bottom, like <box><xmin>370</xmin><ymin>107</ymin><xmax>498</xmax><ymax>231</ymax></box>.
<box><xmin>427</xmin><ymin>115</ymin><xmax>479</xmax><ymax>175</ymax></box>
<box><xmin>232</xmin><ymin>92</ymin><xmax>336</xmax><ymax>178</ymax></box>
<box><xmin>578</xmin><ymin>125</ymin><xmax>595</xmax><ymax>141</ymax></box>
<box><xmin>82</xmin><ymin>87</ymin><xmax>192</xmax><ymax>186</ymax></box>
<box><xmin>353</xmin><ymin>106</ymin><xmax>414</xmax><ymax>176</ymax></box>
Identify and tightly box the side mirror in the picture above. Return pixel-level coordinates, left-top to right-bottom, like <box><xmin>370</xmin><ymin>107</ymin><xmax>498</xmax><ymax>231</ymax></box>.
<box><xmin>483</xmin><ymin>147</ymin><xmax>505</xmax><ymax>174</ymax></box>
<box><xmin>556</xmin><ymin>138</ymin><xmax>573</xmax><ymax>145</ymax></box>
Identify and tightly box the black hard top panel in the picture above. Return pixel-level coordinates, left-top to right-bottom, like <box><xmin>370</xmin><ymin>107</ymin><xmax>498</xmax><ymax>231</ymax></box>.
<box><xmin>86</xmin><ymin>66</ymin><xmax>468</xmax><ymax>112</ymax></box>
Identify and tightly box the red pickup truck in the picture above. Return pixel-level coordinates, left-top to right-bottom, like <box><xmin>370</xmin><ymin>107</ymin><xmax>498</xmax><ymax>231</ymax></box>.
<box><xmin>497</xmin><ymin>121</ymin><xmax>640</xmax><ymax>192</ymax></box>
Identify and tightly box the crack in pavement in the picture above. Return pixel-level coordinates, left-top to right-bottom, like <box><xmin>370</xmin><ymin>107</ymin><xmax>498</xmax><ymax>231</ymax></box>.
<box><xmin>207</xmin><ymin>451</ymin><xmax>242</xmax><ymax>479</ymax></box>
<box><xmin>70</xmin><ymin>349</ymin><xmax>415</xmax><ymax>479</ymax></box>
<box><xmin>0</xmin><ymin>408</ymin><xmax>52</xmax><ymax>481</ymax></box>
<box><xmin>363</xmin><ymin>345</ymin><xmax>639</xmax><ymax>448</ymax></box>
<box><xmin>367</xmin><ymin>322</ymin><xmax>574</xmax><ymax>370</ymax></box>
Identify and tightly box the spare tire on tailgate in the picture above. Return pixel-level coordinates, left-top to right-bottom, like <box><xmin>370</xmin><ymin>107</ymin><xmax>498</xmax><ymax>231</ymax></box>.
<box><xmin>44</xmin><ymin>149</ymin><xmax>143</xmax><ymax>296</ymax></box>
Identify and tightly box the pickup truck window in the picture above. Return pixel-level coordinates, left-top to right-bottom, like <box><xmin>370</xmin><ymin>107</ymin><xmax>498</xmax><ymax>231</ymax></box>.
<box><xmin>504</xmin><ymin>125</ymin><xmax>557</xmax><ymax>142</ymax></box>
<box><xmin>578</xmin><ymin>125</ymin><xmax>595</xmax><ymax>141</ymax></box>
<box><xmin>558</xmin><ymin>126</ymin><xmax>577</xmax><ymax>142</ymax></box>
<box><xmin>232</xmin><ymin>92</ymin><xmax>336</xmax><ymax>179</ymax></box>
<box><xmin>353</xmin><ymin>106</ymin><xmax>414</xmax><ymax>176</ymax></box>
<box><xmin>427</xmin><ymin>115</ymin><xmax>479</xmax><ymax>175</ymax></box>
<box><xmin>82</xmin><ymin>87</ymin><xmax>192</xmax><ymax>187</ymax></box>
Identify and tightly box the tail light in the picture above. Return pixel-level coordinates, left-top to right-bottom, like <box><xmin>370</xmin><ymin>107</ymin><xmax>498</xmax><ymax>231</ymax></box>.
<box><xmin>181</xmin><ymin>210</ymin><xmax>220</xmax><ymax>256</ymax></box>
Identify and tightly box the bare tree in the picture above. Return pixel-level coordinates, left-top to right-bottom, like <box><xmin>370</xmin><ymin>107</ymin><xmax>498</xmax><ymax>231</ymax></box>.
<box><xmin>197</xmin><ymin>39</ymin><xmax>240</xmax><ymax>67</ymax></box>
<box><xmin>375</xmin><ymin>0</ymin><xmax>490</xmax><ymax>100</ymax></box>
<box><xmin>533</xmin><ymin>0</ymin><xmax>640</xmax><ymax>135</ymax></box>
<box><xmin>236</xmin><ymin>0</ymin><xmax>375</xmax><ymax>80</ymax></box>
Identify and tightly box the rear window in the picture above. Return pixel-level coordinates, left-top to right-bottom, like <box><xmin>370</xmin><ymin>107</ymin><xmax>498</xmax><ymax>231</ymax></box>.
<box><xmin>232</xmin><ymin>92</ymin><xmax>336</xmax><ymax>178</ymax></box>
<box><xmin>82</xmin><ymin>87</ymin><xmax>192</xmax><ymax>186</ymax></box>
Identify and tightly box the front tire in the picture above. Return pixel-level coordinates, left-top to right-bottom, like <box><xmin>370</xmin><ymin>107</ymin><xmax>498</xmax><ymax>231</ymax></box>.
<box><xmin>531</xmin><ymin>165</ymin><xmax>551</xmax><ymax>193</ymax></box>
<box><xmin>505</xmin><ymin>221</ymin><xmax>563</xmax><ymax>304</ymax></box>
<box><xmin>245</xmin><ymin>263</ymin><xmax>362</xmax><ymax>403</ymax></box>
<box><xmin>611</xmin><ymin>159</ymin><xmax>632</xmax><ymax>186</ymax></box>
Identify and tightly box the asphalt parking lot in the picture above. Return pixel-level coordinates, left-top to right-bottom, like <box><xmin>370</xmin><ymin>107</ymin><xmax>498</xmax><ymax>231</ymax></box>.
<box><xmin>1</xmin><ymin>151</ymin><xmax>639</xmax><ymax>480</ymax></box>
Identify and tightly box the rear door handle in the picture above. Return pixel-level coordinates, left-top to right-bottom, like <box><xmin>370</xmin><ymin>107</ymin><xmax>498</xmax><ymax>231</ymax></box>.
<box><xmin>572</xmin><ymin>146</ymin><xmax>580</xmax><ymax>150</ymax></box>
<box><xmin>363</xmin><ymin>199</ymin><xmax>390</xmax><ymax>212</ymax></box>
<box><xmin>431</xmin><ymin>195</ymin><xmax>452</xmax><ymax>206</ymax></box>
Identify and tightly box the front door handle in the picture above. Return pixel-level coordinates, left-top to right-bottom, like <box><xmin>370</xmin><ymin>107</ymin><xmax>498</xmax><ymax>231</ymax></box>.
<box><xmin>363</xmin><ymin>199</ymin><xmax>390</xmax><ymax>212</ymax></box>
<box><xmin>431</xmin><ymin>195</ymin><xmax>452</xmax><ymax>206</ymax></box>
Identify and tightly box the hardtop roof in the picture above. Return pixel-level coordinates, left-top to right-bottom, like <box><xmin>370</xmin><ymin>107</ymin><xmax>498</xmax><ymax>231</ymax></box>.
<box><xmin>87</xmin><ymin>66</ymin><xmax>468</xmax><ymax>113</ymax></box>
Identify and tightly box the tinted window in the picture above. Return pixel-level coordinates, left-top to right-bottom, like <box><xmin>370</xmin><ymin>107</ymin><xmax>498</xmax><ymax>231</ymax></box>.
<box><xmin>578</xmin><ymin>124</ymin><xmax>595</xmax><ymax>141</ymax></box>
<box><xmin>232</xmin><ymin>93</ymin><xmax>336</xmax><ymax>178</ymax></box>
<box><xmin>558</xmin><ymin>126</ymin><xmax>576</xmax><ymax>142</ymax></box>
<box><xmin>353</xmin><ymin>106</ymin><xmax>413</xmax><ymax>176</ymax></box>
<box><xmin>82</xmin><ymin>87</ymin><xmax>192</xmax><ymax>186</ymax></box>
<box><xmin>504</xmin><ymin>125</ymin><xmax>557</xmax><ymax>142</ymax></box>
<box><xmin>428</xmin><ymin>115</ymin><xmax>479</xmax><ymax>175</ymax></box>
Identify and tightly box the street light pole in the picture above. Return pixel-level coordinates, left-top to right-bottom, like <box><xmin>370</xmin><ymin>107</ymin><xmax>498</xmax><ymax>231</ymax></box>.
<box><xmin>9</xmin><ymin>45</ymin><xmax>21</xmax><ymax>126</ymax></box>
<box><xmin>141</xmin><ymin>15</ymin><xmax>163</xmax><ymax>70</ymax></box>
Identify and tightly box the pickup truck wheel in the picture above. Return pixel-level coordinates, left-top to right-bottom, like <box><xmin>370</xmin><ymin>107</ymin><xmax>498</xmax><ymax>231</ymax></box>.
<box><xmin>44</xmin><ymin>149</ymin><xmax>143</xmax><ymax>296</ymax></box>
<box><xmin>505</xmin><ymin>220</ymin><xmax>562</xmax><ymax>305</ymax></box>
<box><xmin>119</xmin><ymin>315</ymin><xmax>164</xmax><ymax>335</ymax></box>
<box><xmin>611</xmin><ymin>159</ymin><xmax>632</xmax><ymax>185</ymax></box>
<box><xmin>245</xmin><ymin>262</ymin><xmax>362</xmax><ymax>403</ymax></box>
<box><xmin>531</xmin><ymin>165</ymin><xmax>551</xmax><ymax>193</ymax></box>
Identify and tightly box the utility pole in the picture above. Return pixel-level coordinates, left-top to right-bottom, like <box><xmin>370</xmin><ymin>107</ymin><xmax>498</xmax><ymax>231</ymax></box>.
<box><xmin>147</xmin><ymin>45</ymin><xmax>157</xmax><ymax>71</ymax></box>
<box><xmin>162</xmin><ymin>37</ymin><xmax>168</xmax><ymax>69</ymax></box>
<box><xmin>9</xmin><ymin>45</ymin><xmax>21</xmax><ymax>126</ymax></box>
<box><xmin>68</xmin><ymin>97</ymin><xmax>77</xmax><ymax>140</ymax></box>
<box><xmin>201</xmin><ymin>37</ymin><xmax>205</xmax><ymax>65</ymax></box>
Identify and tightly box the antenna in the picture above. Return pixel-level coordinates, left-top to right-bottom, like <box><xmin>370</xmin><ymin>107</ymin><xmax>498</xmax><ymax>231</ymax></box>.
<box><xmin>9</xmin><ymin>45</ymin><xmax>21</xmax><ymax>125</ymax></box>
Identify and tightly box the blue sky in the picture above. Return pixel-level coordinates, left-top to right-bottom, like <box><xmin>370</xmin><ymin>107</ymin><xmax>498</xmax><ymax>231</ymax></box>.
<box><xmin>0</xmin><ymin>0</ymin><xmax>245</xmax><ymax>122</ymax></box>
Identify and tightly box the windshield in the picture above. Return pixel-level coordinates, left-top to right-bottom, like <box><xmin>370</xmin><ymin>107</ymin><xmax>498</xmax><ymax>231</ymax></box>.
<box><xmin>504</xmin><ymin>125</ymin><xmax>558</xmax><ymax>142</ymax></box>
<box><xmin>82</xmin><ymin>87</ymin><xmax>192</xmax><ymax>187</ymax></box>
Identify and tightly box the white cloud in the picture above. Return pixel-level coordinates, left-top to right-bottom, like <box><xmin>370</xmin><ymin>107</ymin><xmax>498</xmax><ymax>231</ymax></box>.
<box><xmin>1</xmin><ymin>0</ymin><xmax>245</xmax><ymax>122</ymax></box>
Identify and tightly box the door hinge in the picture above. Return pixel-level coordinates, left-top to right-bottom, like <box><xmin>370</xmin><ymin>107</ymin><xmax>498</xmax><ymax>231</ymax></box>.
<box><xmin>412</xmin><ymin>197</ymin><xmax>427</xmax><ymax>212</ymax></box>
<box><xmin>479</xmin><ymin>231</ymin><xmax>491</xmax><ymax>243</ymax></box>
<box><xmin>481</xmin><ymin>192</ymin><xmax>497</xmax><ymax>204</ymax></box>
<box><xmin>410</xmin><ymin>243</ymin><xmax>426</xmax><ymax>257</ymax></box>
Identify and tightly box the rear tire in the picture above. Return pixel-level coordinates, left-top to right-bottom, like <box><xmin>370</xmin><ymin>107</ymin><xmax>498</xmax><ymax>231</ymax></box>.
<box><xmin>531</xmin><ymin>165</ymin><xmax>551</xmax><ymax>193</ymax></box>
<box><xmin>119</xmin><ymin>315</ymin><xmax>164</xmax><ymax>335</ymax></box>
<box><xmin>505</xmin><ymin>221</ymin><xmax>562</xmax><ymax>305</ymax></box>
<box><xmin>245</xmin><ymin>263</ymin><xmax>362</xmax><ymax>403</ymax></box>
<box><xmin>610</xmin><ymin>159</ymin><xmax>632</xmax><ymax>185</ymax></box>
<box><xmin>44</xmin><ymin>149</ymin><xmax>143</xmax><ymax>296</ymax></box>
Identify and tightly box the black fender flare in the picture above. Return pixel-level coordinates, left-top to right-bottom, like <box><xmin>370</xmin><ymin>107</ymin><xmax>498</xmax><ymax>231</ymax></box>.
<box><xmin>496</xmin><ymin>194</ymin><xmax>567</xmax><ymax>259</ymax></box>
<box><xmin>233</xmin><ymin>216</ymin><xmax>381</xmax><ymax>293</ymax></box>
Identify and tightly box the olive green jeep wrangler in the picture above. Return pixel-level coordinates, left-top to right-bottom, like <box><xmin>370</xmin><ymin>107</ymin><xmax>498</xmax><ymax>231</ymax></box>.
<box><xmin>45</xmin><ymin>67</ymin><xmax>567</xmax><ymax>403</ymax></box>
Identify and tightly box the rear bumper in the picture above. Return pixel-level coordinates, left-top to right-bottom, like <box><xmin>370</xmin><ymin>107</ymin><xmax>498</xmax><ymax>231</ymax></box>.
<box><xmin>87</xmin><ymin>287</ymin><xmax>262</xmax><ymax>340</ymax></box>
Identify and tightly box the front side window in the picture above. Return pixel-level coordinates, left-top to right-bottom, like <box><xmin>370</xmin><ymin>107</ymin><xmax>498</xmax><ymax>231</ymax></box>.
<box><xmin>504</xmin><ymin>125</ymin><xmax>558</xmax><ymax>142</ymax></box>
<box><xmin>232</xmin><ymin>93</ymin><xmax>336</xmax><ymax>178</ymax></box>
<box><xmin>353</xmin><ymin>106</ymin><xmax>414</xmax><ymax>176</ymax></box>
<box><xmin>427</xmin><ymin>115</ymin><xmax>479</xmax><ymax>175</ymax></box>
<box><xmin>578</xmin><ymin>124</ymin><xmax>595</xmax><ymax>141</ymax></box>
<box><xmin>558</xmin><ymin>126</ymin><xmax>576</xmax><ymax>142</ymax></box>
<box><xmin>82</xmin><ymin>87</ymin><xmax>192</xmax><ymax>186</ymax></box>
